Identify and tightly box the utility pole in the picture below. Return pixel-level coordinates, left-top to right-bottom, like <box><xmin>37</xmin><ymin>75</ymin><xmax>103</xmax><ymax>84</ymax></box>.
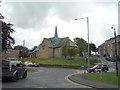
<box><xmin>74</xmin><ymin>17</ymin><xmax>90</xmax><ymax>69</ymax></box>
<box><xmin>111</xmin><ymin>25</ymin><xmax>118</xmax><ymax>76</ymax></box>
<box><xmin>23</xmin><ymin>40</ymin><xmax>25</xmax><ymax>47</ymax></box>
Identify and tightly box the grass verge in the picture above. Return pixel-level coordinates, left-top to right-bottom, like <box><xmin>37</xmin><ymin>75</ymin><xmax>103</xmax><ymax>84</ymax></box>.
<box><xmin>85</xmin><ymin>72</ymin><xmax>119</xmax><ymax>85</ymax></box>
<box><xmin>19</xmin><ymin>56</ymin><xmax>101</xmax><ymax>67</ymax></box>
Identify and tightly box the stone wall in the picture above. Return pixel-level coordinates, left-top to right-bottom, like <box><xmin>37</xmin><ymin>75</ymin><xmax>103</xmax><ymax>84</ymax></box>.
<box><xmin>36</xmin><ymin>39</ymin><xmax>52</xmax><ymax>58</ymax></box>
<box><xmin>2</xmin><ymin>50</ymin><xmax>20</xmax><ymax>59</ymax></box>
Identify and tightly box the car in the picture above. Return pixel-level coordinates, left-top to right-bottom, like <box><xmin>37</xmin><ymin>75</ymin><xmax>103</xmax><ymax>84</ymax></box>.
<box><xmin>7</xmin><ymin>58</ymin><xmax>18</xmax><ymax>61</ymax></box>
<box><xmin>24</xmin><ymin>61</ymin><xmax>33</xmax><ymax>66</ymax></box>
<box><xmin>105</xmin><ymin>56</ymin><xmax>110</xmax><ymax>60</ymax></box>
<box><xmin>2</xmin><ymin>59</ymin><xmax>27</xmax><ymax>82</ymax></box>
<box><xmin>28</xmin><ymin>62</ymin><xmax>33</xmax><ymax>67</ymax></box>
<box><xmin>109</xmin><ymin>56</ymin><xmax>116</xmax><ymax>62</ymax></box>
<box><xmin>105</xmin><ymin>56</ymin><xmax>116</xmax><ymax>62</ymax></box>
<box><xmin>32</xmin><ymin>63</ymin><xmax>40</xmax><ymax>67</ymax></box>
<box><xmin>87</xmin><ymin>64</ymin><xmax>109</xmax><ymax>73</ymax></box>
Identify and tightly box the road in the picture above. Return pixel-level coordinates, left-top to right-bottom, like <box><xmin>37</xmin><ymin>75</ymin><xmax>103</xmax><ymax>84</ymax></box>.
<box><xmin>2</xmin><ymin>67</ymin><xmax>86</xmax><ymax>88</ymax></box>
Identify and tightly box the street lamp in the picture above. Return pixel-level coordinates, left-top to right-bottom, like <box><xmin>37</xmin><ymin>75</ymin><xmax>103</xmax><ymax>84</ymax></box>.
<box><xmin>111</xmin><ymin>25</ymin><xmax>118</xmax><ymax>76</ymax></box>
<box><xmin>74</xmin><ymin>17</ymin><xmax>90</xmax><ymax>69</ymax></box>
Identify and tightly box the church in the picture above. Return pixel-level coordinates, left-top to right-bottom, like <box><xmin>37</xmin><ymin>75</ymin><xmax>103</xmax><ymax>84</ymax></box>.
<box><xmin>32</xmin><ymin>26</ymin><xmax>77</xmax><ymax>58</ymax></box>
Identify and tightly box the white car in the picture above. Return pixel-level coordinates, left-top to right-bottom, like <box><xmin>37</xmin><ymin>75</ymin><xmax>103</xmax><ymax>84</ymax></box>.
<box><xmin>24</xmin><ymin>61</ymin><xmax>33</xmax><ymax>66</ymax></box>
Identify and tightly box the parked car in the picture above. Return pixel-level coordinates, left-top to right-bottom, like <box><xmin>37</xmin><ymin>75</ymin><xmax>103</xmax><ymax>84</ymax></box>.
<box><xmin>24</xmin><ymin>61</ymin><xmax>33</xmax><ymax>66</ymax></box>
<box><xmin>7</xmin><ymin>58</ymin><xmax>18</xmax><ymax>61</ymax></box>
<box><xmin>87</xmin><ymin>64</ymin><xmax>109</xmax><ymax>73</ymax></box>
<box><xmin>105</xmin><ymin>56</ymin><xmax>110</xmax><ymax>60</ymax></box>
<box><xmin>32</xmin><ymin>63</ymin><xmax>40</xmax><ymax>67</ymax></box>
<box><xmin>2</xmin><ymin>59</ymin><xmax>27</xmax><ymax>82</ymax></box>
<box><xmin>105</xmin><ymin>56</ymin><xmax>116</xmax><ymax>62</ymax></box>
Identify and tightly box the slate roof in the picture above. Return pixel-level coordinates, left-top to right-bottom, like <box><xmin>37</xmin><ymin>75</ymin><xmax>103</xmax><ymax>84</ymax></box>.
<box><xmin>98</xmin><ymin>35</ymin><xmax>120</xmax><ymax>47</ymax></box>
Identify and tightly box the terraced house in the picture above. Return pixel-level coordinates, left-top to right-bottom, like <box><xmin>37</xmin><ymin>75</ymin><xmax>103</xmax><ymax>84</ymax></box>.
<box><xmin>31</xmin><ymin>26</ymin><xmax>77</xmax><ymax>58</ymax></box>
<box><xmin>98</xmin><ymin>35</ymin><xmax>120</xmax><ymax>58</ymax></box>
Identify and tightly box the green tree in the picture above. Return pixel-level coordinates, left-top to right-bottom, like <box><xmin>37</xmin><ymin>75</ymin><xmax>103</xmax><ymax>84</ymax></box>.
<box><xmin>74</xmin><ymin>37</ymin><xmax>87</xmax><ymax>46</ymax></box>
<box><xmin>14</xmin><ymin>45</ymin><xmax>29</xmax><ymax>58</ymax></box>
<box><xmin>62</xmin><ymin>47</ymin><xmax>78</xmax><ymax>59</ymax></box>
<box><xmin>78</xmin><ymin>43</ymin><xmax>88</xmax><ymax>56</ymax></box>
<box><xmin>67</xmin><ymin>47</ymin><xmax>78</xmax><ymax>59</ymax></box>
<box><xmin>2</xmin><ymin>22</ymin><xmax>15</xmax><ymax>51</ymax></box>
<box><xmin>62</xmin><ymin>46</ymin><xmax>68</xmax><ymax>58</ymax></box>
<box><xmin>89</xmin><ymin>43</ymin><xmax>98</xmax><ymax>55</ymax></box>
<box><xmin>74</xmin><ymin>37</ymin><xmax>87</xmax><ymax>56</ymax></box>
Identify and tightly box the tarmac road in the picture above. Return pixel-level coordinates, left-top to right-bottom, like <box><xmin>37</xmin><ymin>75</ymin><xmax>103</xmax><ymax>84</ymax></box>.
<box><xmin>2</xmin><ymin>67</ymin><xmax>88</xmax><ymax>88</ymax></box>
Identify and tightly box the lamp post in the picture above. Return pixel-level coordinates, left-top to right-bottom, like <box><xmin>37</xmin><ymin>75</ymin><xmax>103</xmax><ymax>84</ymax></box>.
<box><xmin>75</xmin><ymin>17</ymin><xmax>90</xmax><ymax>69</ymax></box>
<box><xmin>111</xmin><ymin>25</ymin><xmax>118</xmax><ymax>76</ymax></box>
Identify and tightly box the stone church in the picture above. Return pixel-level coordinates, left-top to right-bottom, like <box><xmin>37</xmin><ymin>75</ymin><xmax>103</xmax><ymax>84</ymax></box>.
<box><xmin>32</xmin><ymin>26</ymin><xmax>77</xmax><ymax>58</ymax></box>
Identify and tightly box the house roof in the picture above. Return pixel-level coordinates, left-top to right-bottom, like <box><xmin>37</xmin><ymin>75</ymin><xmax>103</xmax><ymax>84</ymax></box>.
<box><xmin>98</xmin><ymin>35</ymin><xmax>120</xmax><ymax>47</ymax></box>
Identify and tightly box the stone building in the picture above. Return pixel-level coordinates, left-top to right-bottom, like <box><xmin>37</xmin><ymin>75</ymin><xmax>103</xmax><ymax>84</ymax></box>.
<box><xmin>2</xmin><ymin>46</ymin><xmax>20</xmax><ymax>59</ymax></box>
<box><xmin>32</xmin><ymin>26</ymin><xmax>77</xmax><ymax>58</ymax></box>
<box><xmin>98</xmin><ymin>35</ymin><xmax>120</xmax><ymax>57</ymax></box>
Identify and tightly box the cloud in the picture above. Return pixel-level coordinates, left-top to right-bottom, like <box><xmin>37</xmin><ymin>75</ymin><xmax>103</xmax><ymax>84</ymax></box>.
<box><xmin>1</xmin><ymin>1</ymin><xmax>118</xmax><ymax>49</ymax></box>
<box><xmin>2</xmin><ymin>2</ymin><xmax>53</xmax><ymax>29</ymax></box>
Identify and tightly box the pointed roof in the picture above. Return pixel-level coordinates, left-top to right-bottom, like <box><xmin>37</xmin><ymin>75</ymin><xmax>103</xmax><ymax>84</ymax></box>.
<box><xmin>34</xmin><ymin>26</ymin><xmax>77</xmax><ymax>51</ymax></box>
<box><xmin>50</xmin><ymin>26</ymin><xmax>61</xmax><ymax>48</ymax></box>
<box><xmin>54</xmin><ymin>26</ymin><xmax>58</xmax><ymax>38</ymax></box>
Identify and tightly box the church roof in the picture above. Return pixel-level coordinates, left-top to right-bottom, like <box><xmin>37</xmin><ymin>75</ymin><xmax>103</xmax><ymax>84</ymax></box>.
<box><xmin>33</xmin><ymin>26</ymin><xmax>77</xmax><ymax>52</ymax></box>
<box><xmin>44</xmin><ymin>26</ymin><xmax>77</xmax><ymax>48</ymax></box>
<box><xmin>44</xmin><ymin>37</ymin><xmax>77</xmax><ymax>48</ymax></box>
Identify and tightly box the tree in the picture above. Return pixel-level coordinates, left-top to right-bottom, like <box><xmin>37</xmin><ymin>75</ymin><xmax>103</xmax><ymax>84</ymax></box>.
<box><xmin>62</xmin><ymin>46</ymin><xmax>78</xmax><ymax>59</ymax></box>
<box><xmin>74</xmin><ymin>37</ymin><xmax>87</xmax><ymax>46</ymax></box>
<box><xmin>67</xmin><ymin>47</ymin><xmax>78</xmax><ymax>58</ymax></box>
<box><xmin>74</xmin><ymin>37</ymin><xmax>87</xmax><ymax>56</ymax></box>
<box><xmin>2</xmin><ymin>22</ymin><xmax>15</xmax><ymax>51</ymax></box>
<box><xmin>62</xmin><ymin>46</ymin><xmax>68</xmax><ymax>58</ymax></box>
<box><xmin>78</xmin><ymin>43</ymin><xmax>87</xmax><ymax>56</ymax></box>
<box><xmin>14</xmin><ymin>45</ymin><xmax>29</xmax><ymax>58</ymax></box>
<box><xmin>89</xmin><ymin>43</ymin><xmax>98</xmax><ymax>55</ymax></box>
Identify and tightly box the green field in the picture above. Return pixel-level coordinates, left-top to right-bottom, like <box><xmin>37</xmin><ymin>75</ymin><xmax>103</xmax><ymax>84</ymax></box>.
<box><xmin>19</xmin><ymin>56</ymin><xmax>101</xmax><ymax>66</ymax></box>
<box><xmin>85</xmin><ymin>72</ymin><xmax>119</xmax><ymax>85</ymax></box>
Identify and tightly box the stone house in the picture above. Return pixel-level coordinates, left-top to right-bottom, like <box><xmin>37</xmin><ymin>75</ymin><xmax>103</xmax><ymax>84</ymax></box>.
<box><xmin>2</xmin><ymin>46</ymin><xmax>20</xmax><ymax>59</ymax></box>
<box><xmin>98</xmin><ymin>35</ymin><xmax>120</xmax><ymax>57</ymax></box>
<box><xmin>32</xmin><ymin>26</ymin><xmax>77</xmax><ymax>58</ymax></box>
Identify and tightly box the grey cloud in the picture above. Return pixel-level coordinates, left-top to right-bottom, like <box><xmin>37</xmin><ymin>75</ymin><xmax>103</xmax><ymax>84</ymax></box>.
<box><xmin>6</xmin><ymin>2</ymin><xmax>98</xmax><ymax>29</ymax></box>
<box><xmin>52</xmin><ymin>2</ymin><xmax>96</xmax><ymax>21</ymax></box>
<box><xmin>7</xmin><ymin>2</ymin><xmax>53</xmax><ymax>29</ymax></box>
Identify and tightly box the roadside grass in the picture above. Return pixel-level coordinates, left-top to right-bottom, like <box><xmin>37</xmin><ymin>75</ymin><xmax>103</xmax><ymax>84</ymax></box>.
<box><xmin>85</xmin><ymin>72</ymin><xmax>119</xmax><ymax>85</ymax></box>
<box><xmin>19</xmin><ymin>56</ymin><xmax>101</xmax><ymax>66</ymax></box>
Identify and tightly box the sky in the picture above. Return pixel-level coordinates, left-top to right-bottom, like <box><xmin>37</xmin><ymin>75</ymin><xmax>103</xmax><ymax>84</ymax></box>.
<box><xmin>1</xmin><ymin>0</ymin><xmax>119</xmax><ymax>49</ymax></box>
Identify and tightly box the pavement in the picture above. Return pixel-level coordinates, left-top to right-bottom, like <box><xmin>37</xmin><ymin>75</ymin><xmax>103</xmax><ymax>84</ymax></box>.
<box><xmin>68</xmin><ymin>73</ymin><xmax>119</xmax><ymax>89</ymax></box>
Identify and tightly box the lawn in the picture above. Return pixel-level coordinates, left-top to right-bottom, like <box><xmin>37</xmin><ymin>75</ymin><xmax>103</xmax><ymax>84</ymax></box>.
<box><xmin>85</xmin><ymin>72</ymin><xmax>119</xmax><ymax>85</ymax></box>
<box><xmin>19</xmin><ymin>56</ymin><xmax>101</xmax><ymax>67</ymax></box>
